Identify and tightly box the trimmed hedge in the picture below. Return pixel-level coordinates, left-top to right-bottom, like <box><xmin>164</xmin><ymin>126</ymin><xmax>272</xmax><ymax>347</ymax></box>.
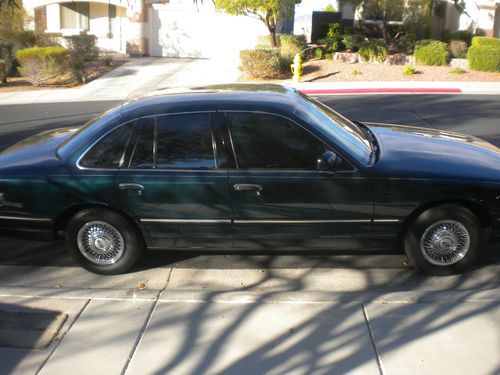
<box><xmin>414</xmin><ymin>40</ymin><xmax>448</xmax><ymax>66</ymax></box>
<box><xmin>467</xmin><ymin>44</ymin><xmax>500</xmax><ymax>72</ymax></box>
<box><xmin>16</xmin><ymin>46</ymin><xmax>66</xmax><ymax>86</ymax></box>
<box><xmin>240</xmin><ymin>49</ymin><xmax>289</xmax><ymax>79</ymax></box>
<box><xmin>471</xmin><ymin>36</ymin><xmax>500</xmax><ymax>48</ymax></box>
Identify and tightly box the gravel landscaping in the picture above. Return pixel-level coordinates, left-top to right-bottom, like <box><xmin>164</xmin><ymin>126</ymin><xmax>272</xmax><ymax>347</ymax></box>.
<box><xmin>301</xmin><ymin>59</ymin><xmax>500</xmax><ymax>82</ymax></box>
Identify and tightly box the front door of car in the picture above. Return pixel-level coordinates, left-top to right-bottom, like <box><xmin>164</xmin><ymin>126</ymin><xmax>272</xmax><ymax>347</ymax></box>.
<box><xmin>114</xmin><ymin>112</ymin><xmax>232</xmax><ymax>249</ymax></box>
<box><xmin>223</xmin><ymin>112</ymin><xmax>373</xmax><ymax>250</ymax></box>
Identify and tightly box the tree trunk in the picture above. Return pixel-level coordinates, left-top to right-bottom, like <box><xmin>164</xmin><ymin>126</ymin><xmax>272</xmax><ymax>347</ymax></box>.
<box><xmin>382</xmin><ymin>19</ymin><xmax>389</xmax><ymax>45</ymax></box>
<box><xmin>265</xmin><ymin>10</ymin><xmax>278</xmax><ymax>48</ymax></box>
<box><xmin>268</xmin><ymin>28</ymin><xmax>277</xmax><ymax>47</ymax></box>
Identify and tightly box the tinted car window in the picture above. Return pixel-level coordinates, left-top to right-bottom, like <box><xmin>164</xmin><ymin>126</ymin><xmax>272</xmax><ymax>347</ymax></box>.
<box><xmin>80</xmin><ymin>122</ymin><xmax>133</xmax><ymax>168</ymax></box>
<box><xmin>227</xmin><ymin>112</ymin><xmax>327</xmax><ymax>169</ymax></box>
<box><xmin>156</xmin><ymin>114</ymin><xmax>215</xmax><ymax>169</ymax></box>
<box><xmin>129</xmin><ymin>121</ymin><xmax>154</xmax><ymax>168</ymax></box>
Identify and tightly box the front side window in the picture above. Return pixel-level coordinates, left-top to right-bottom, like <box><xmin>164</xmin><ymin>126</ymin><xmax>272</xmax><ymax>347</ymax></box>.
<box><xmin>127</xmin><ymin>113</ymin><xmax>215</xmax><ymax>169</ymax></box>
<box><xmin>227</xmin><ymin>112</ymin><xmax>328</xmax><ymax>169</ymax></box>
<box><xmin>79</xmin><ymin>122</ymin><xmax>133</xmax><ymax>168</ymax></box>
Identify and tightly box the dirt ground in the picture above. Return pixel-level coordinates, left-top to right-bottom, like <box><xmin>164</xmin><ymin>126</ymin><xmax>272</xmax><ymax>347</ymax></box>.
<box><xmin>301</xmin><ymin>59</ymin><xmax>500</xmax><ymax>82</ymax></box>
<box><xmin>0</xmin><ymin>59</ymin><xmax>127</xmax><ymax>92</ymax></box>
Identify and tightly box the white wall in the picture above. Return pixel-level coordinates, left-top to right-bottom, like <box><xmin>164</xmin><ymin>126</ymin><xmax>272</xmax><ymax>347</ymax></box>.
<box><xmin>149</xmin><ymin>1</ymin><xmax>266</xmax><ymax>59</ymax></box>
<box><xmin>45</xmin><ymin>3</ymin><xmax>60</xmax><ymax>32</ymax></box>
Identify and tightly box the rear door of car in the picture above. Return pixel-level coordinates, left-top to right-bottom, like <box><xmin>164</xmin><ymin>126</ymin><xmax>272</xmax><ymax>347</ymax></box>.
<box><xmin>114</xmin><ymin>112</ymin><xmax>232</xmax><ymax>249</ymax></box>
<box><xmin>221</xmin><ymin>111</ymin><xmax>374</xmax><ymax>250</ymax></box>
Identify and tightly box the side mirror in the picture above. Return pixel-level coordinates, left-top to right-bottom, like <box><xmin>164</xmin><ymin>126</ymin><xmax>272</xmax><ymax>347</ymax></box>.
<box><xmin>316</xmin><ymin>151</ymin><xmax>338</xmax><ymax>171</ymax></box>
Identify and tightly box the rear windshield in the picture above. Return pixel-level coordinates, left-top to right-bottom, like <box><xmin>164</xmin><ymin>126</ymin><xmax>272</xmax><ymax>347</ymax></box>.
<box><xmin>56</xmin><ymin>107</ymin><xmax>121</xmax><ymax>159</ymax></box>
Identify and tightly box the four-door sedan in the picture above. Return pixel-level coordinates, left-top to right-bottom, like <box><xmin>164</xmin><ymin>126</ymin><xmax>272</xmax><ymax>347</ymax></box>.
<box><xmin>0</xmin><ymin>84</ymin><xmax>499</xmax><ymax>275</ymax></box>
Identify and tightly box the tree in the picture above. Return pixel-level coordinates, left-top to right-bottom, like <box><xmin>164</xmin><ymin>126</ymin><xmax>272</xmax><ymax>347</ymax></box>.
<box><xmin>0</xmin><ymin>0</ymin><xmax>20</xmax><ymax>8</ymax></box>
<box><xmin>341</xmin><ymin>0</ymin><xmax>408</xmax><ymax>44</ymax></box>
<box><xmin>214</xmin><ymin>0</ymin><xmax>295</xmax><ymax>47</ymax></box>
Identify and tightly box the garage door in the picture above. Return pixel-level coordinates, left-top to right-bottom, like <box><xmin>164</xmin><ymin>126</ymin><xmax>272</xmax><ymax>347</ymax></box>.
<box><xmin>149</xmin><ymin>3</ymin><xmax>266</xmax><ymax>59</ymax></box>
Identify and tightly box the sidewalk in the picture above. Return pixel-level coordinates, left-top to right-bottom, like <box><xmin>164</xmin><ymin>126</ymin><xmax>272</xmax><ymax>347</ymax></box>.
<box><xmin>0</xmin><ymin>262</ymin><xmax>499</xmax><ymax>375</ymax></box>
<box><xmin>0</xmin><ymin>57</ymin><xmax>499</xmax><ymax>106</ymax></box>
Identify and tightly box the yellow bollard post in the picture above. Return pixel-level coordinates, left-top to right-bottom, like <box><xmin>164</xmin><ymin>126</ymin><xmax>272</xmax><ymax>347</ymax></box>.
<box><xmin>290</xmin><ymin>53</ymin><xmax>304</xmax><ymax>83</ymax></box>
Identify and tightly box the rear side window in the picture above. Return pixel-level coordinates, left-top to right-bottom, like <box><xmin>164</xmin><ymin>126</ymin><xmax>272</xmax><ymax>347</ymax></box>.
<box><xmin>127</xmin><ymin>113</ymin><xmax>215</xmax><ymax>169</ymax></box>
<box><xmin>79</xmin><ymin>122</ymin><xmax>133</xmax><ymax>168</ymax></box>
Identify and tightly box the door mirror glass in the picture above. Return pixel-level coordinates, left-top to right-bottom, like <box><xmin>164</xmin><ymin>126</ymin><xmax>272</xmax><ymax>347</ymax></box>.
<box><xmin>317</xmin><ymin>151</ymin><xmax>338</xmax><ymax>171</ymax></box>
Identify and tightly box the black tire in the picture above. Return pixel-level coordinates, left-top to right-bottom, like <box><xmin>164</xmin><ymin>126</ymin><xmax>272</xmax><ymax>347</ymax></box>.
<box><xmin>65</xmin><ymin>208</ymin><xmax>144</xmax><ymax>275</ymax></box>
<box><xmin>404</xmin><ymin>204</ymin><xmax>481</xmax><ymax>276</ymax></box>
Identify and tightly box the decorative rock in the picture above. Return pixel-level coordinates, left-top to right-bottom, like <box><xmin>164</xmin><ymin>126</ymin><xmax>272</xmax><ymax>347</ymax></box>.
<box><xmin>333</xmin><ymin>52</ymin><xmax>359</xmax><ymax>64</ymax></box>
<box><xmin>384</xmin><ymin>54</ymin><xmax>408</xmax><ymax>65</ymax></box>
<box><xmin>450</xmin><ymin>58</ymin><xmax>469</xmax><ymax>70</ymax></box>
<box><xmin>405</xmin><ymin>55</ymin><xmax>415</xmax><ymax>65</ymax></box>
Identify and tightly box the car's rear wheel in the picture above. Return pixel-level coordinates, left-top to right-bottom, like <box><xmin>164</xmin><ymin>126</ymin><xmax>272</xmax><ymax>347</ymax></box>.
<box><xmin>404</xmin><ymin>205</ymin><xmax>481</xmax><ymax>275</ymax></box>
<box><xmin>66</xmin><ymin>208</ymin><xmax>144</xmax><ymax>275</ymax></box>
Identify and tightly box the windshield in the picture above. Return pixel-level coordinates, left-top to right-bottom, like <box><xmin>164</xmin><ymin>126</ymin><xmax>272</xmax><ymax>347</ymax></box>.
<box><xmin>297</xmin><ymin>92</ymin><xmax>372</xmax><ymax>164</ymax></box>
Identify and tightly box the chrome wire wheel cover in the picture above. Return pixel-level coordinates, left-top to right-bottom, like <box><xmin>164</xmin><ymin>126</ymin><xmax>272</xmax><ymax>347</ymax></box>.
<box><xmin>77</xmin><ymin>221</ymin><xmax>124</xmax><ymax>265</ymax></box>
<box><xmin>420</xmin><ymin>220</ymin><xmax>470</xmax><ymax>266</ymax></box>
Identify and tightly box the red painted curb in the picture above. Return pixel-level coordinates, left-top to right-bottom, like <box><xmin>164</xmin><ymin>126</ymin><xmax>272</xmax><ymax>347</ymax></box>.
<box><xmin>300</xmin><ymin>88</ymin><xmax>462</xmax><ymax>95</ymax></box>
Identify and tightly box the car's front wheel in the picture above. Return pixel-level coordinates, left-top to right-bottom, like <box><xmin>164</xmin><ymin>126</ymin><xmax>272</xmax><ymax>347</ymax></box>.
<box><xmin>404</xmin><ymin>205</ymin><xmax>481</xmax><ymax>275</ymax></box>
<box><xmin>66</xmin><ymin>208</ymin><xmax>144</xmax><ymax>275</ymax></box>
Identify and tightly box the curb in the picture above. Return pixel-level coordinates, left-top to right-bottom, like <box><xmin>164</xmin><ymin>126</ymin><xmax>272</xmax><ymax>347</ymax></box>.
<box><xmin>300</xmin><ymin>88</ymin><xmax>462</xmax><ymax>95</ymax></box>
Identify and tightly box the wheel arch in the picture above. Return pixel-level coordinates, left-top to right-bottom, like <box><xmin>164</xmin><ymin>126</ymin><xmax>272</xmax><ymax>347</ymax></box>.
<box><xmin>398</xmin><ymin>199</ymin><xmax>493</xmax><ymax>242</ymax></box>
<box><xmin>54</xmin><ymin>204</ymin><xmax>146</xmax><ymax>244</ymax></box>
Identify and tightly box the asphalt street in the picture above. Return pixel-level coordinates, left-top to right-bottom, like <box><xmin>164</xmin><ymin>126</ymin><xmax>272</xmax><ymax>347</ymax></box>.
<box><xmin>0</xmin><ymin>94</ymin><xmax>498</xmax><ymax>279</ymax></box>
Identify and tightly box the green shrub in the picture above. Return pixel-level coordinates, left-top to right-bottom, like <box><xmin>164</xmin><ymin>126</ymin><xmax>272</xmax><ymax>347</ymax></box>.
<box><xmin>451</xmin><ymin>30</ymin><xmax>473</xmax><ymax>45</ymax></box>
<box><xmin>450</xmin><ymin>67</ymin><xmax>466</xmax><ymax>74</ymax></box>
<box><xmin>342</xmin><ymin>34</ymin><xmax>364</xmax><ymax>52</ymax></box>
<box><xmin>240</xmin><ymin>49</ymin><xmax>288</xmax><ymax>79</ymax></box>
<box><xmin>414</xmin><ymin>39</ymin><xmax>448</xmax><ymax>66</ymax></box>
<box><xmin>0</xmin><ymin>40</ymin><xmax>13</xmax><ymax>83</ymax></box>
<box><xmin>403</xmin><ymin>64</ymin><xmax>418</xmax><ymax>75</ymax></box>
<box><xmin>358</xmin><ymin>39</ymin><xmax>387</xmax><ymax>63</ymax></box>
<box><xmin>314</xmin><ymin>48</ymin><xmax>324</xmax><ymax>59</ymax></box>
<box><xmin>467</xmin><ymin>44</ymin><xmax>500</xmax><ymax>72</ymax></box>
<box><xmin>471</xmin><ymin>36</ymin><xmax>500</xmax><ymax>48</ymax></box>
<box><xmin>2</xmin><ymin>30</ymin><xmax>37</xmax><ymax>50</ymax></box>
<box><xmin>449</xmin><ymin>40</ymin><xmax>468</xmax><ymax>58</ymax></box>
<box><xmin>15</xmin><ymin>46</ymin><xmax>66</xmax><ymax>86</ymax></box>
<box><xmin>351</xmin><ymin>69</ymin><xmax>362</xmax><ymax>76</ymax></box>
<box><xmin>65</xmin><ymin>34</ymin><xmax>98</xmax><ymax>83</ymax></box>
<box><xmin>279</xmin><ymin>34</ymin><xmax>306</xmax><ymax>63</ymax></box>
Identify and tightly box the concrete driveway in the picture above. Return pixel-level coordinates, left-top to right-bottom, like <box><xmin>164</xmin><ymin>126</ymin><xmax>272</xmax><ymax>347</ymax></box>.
<box><xmin>0</xmin><ymin>57</ymin><xmax>241</xmax><ymax>105</ymax></box>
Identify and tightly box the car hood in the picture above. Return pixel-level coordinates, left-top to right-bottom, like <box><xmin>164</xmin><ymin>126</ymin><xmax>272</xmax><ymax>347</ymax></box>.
<box><xmin>0</xmin><ymin>127</ymin><xmax>78</xmax><ymax>173</ymax></box>
<box><xmin>366</xmin><ymin>122</ymin><xmax>500</xmax><ymax>182</ymax></box>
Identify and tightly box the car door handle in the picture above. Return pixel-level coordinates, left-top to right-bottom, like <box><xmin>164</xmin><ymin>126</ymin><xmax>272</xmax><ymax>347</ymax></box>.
<box><xmin>119</xmin><ymin>183</ymin><xmax>145</xmax><ymax>195</ymax></box>
<box><xmin>233</xmin><ymin>184</ymin><xmax>263</xmax><ymax>194</ymax></box>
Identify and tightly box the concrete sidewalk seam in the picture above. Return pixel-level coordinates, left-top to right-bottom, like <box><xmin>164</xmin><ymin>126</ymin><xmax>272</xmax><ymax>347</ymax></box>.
<box><xmin>362</xmin><ymin>302</ymin><xmax>386</xmax><ymax>375</ymax></box>
<box><xmin>121</xmin><ymin>295</ymin><xmax>160</xmax><ymax>375</ymax></box>
<box><xmin>121</xmin><ymin>268</ymin><xmax>174</xmax><ymax>374</ymax></box>
<box><xmin>34</xmin><ymin>299</ymin><xmax>91</xmax><ymax>375</ymax></box>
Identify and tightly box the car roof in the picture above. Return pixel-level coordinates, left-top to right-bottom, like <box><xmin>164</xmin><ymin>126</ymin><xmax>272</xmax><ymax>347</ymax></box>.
<box><xmin>119</xmin><ymin>83</ymin><xmax>301</xmax><ymax>119</ymax></box>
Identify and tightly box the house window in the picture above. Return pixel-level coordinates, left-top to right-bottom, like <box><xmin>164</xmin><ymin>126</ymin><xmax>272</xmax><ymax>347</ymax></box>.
<box><xmin>108</xmin><ymin>4</ymin><xmax>116</xmax><ymax>38</ymax></box>
<box><xmin>60</xmin><ymin>2</ymin><xmax>89</xmax><ymax>30</ymax></box>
